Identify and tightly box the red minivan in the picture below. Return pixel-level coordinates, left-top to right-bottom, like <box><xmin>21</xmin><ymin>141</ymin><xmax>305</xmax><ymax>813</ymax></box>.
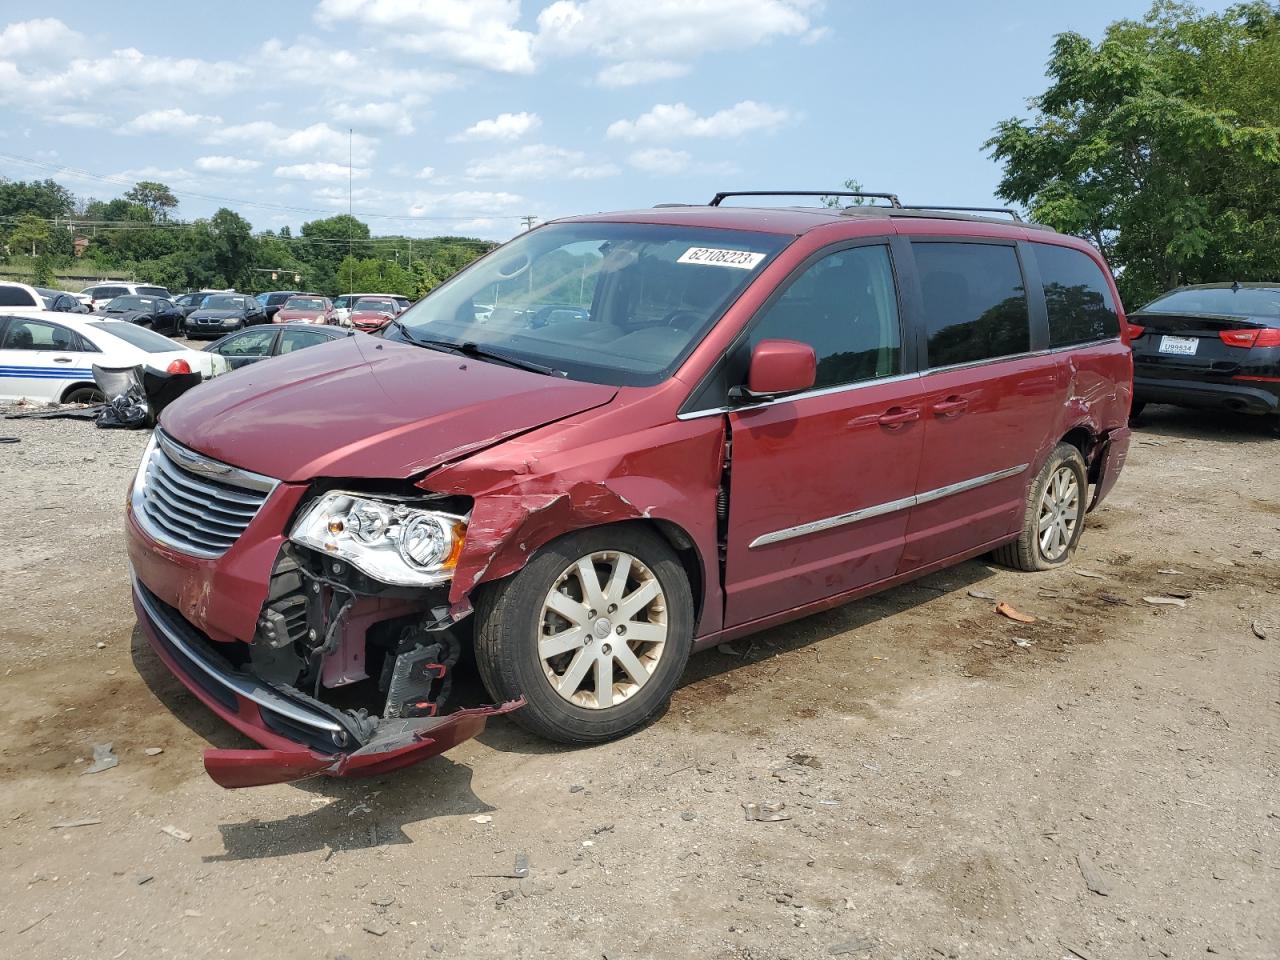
<box><xmin>125</xmin><ymin>194</ymin><xmax>1133</xmax><ymax>787</ymax></box>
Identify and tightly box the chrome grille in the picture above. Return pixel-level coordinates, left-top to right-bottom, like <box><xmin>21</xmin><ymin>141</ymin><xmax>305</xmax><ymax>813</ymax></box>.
<box><xmin>132</xmin><ymin>430</ymin><xmax>278</xmax><ymax>558</ymax></box>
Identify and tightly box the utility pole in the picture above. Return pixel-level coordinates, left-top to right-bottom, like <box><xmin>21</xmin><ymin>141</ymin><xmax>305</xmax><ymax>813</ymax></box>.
<box><xmin>347</xmin><ymin>127</ymin><xmax>354</xmax><ymax>295</ymax></box>
<box><xmin>521</xmin><ymin>215</ymin><xmax>537</xmax><ymax>231</ymax></box>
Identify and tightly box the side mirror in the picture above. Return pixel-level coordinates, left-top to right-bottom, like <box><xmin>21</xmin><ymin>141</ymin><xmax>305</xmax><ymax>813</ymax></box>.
<box><xmin>733</xmin><ymin>338</ymin><xmax>816</xmax><ymax>401</ymax></box>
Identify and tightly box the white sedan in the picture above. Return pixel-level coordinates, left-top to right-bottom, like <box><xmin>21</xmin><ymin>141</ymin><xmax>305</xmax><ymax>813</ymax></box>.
<box><xmin>0</xmin><ymin>311</ymin><xmax>228</xmax><ymax>403</ymax></box>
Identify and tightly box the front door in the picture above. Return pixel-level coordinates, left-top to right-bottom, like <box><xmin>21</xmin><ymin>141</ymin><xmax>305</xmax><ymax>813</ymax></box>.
<box><xmin>723</xmin><ymin>242</ymin><xmax>926</xmax><ymax>628</ymax></box>
<box><xmin>0</xmin><ymin>316</ymin><xmax>91</xmax><ymax>402</ymax></box>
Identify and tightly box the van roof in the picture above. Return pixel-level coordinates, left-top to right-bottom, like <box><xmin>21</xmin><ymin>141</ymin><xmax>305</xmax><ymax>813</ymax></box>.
<box><xmin>557</xmin><ymin>202</ymin><xmax>1058</xmax><ymax>239</ymax></box>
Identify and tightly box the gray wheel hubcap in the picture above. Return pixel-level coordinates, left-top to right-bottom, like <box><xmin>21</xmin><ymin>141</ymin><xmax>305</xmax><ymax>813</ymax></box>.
<box><xmin>538</xmin><ymin>551</ymin><xmax>668</xmax><ymax>710</ymax></box>
<box><xmin>1038</xmin><ymin>465</ymin><xmax>1080</xmax><ymax>561</ymax></box>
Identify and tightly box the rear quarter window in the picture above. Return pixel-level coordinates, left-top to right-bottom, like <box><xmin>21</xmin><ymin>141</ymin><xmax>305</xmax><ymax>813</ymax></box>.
<box><xmin>1034</xmin><ymin>244</ymin><xmax>1120</xmax><ymax>347</ymax></box>
<box><xmin>914</xmin><ymin>242</ymin><xmax>1031</xmax><ymax>367</ymax></box>
<box><xmin>0</xmin><ymin>286</ymin><xmax>40</xmax><ymax>307</ymax></box>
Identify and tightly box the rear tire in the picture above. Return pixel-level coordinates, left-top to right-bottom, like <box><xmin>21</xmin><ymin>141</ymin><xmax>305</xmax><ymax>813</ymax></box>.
<box><xmin>992</xmin><ymin>443</ymin><xmax>1089</xmax><ymax>572</ymax></box>
<box><xmin>474</xmin><ymin>525</ymin><xmax>693</xmax><ymax>745</ymax></box>
<box><xmin>63</xmin><ymin>386</ymin><xmax>105</xmax><ymax>404</ymax></box>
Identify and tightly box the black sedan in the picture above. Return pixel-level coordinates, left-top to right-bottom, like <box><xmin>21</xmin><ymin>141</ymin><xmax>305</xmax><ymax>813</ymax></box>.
<box><xmin>173</xmin><ymin>292</ymin><xmax>212</xmax><ymax>317</ymax></box>
<box><xmin>183</xmin><ymin>293</ymin><xmax>268</xmax><ymax>339</ymax></box>
<box><xmin>97</xmin><ymin>295</ymin><xmax>184</xmax><ymax>334</ymax></box>
<box><xmin>1129</xmin><ymin>282</ymin><xmax>1280</xmax><ymax>432</ymax></box>
<box><xmin>36</xmin><ymin>287</ymin><xmax>91</xmax><ymax>313</ymax></box>
<box><xmin>205</xmin><ymin>323</ymin><xmax>353</xmax><ymax>369</ymax></box>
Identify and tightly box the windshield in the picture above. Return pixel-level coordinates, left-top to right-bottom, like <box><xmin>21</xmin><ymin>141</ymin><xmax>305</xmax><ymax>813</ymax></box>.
<box><xmin>92</xmin><ymin>321</ymin><xmax>182</xmax><ymax>353</ymax></box>
<box><xmin>204</xmin><ymin>295</ymin><xmax>245</xmax><ymax>310</ymax></box>
<box><xmin>136</xmin><ymin>286</ymin><xmax>170</xmax><ymax>298</ymax></box>
<box><xmin>1143</xmin><ymin>287</ymin><xmax>1280</xmax><ymax>319</ymax></box>
<box><xmin>354</xmin><ymin>298</ymin><xmax>395</xmax><ymax>313</ymax></box>
<box><xmin>268</xmin><ymin>292</ymin><xmax>294</xmax><ymax>305</ymax></box>
<box><xmin>285</xmin><ymin>297</ymin><xmax>325</xmax><ymax>311</ymax></box>
<box><xmin>390</xmin><ymin>222</ymin><xmax>790</xmax><ymax>386</ymax></box>
<box><xmin>108</xmin><ymin>296</ymin><xmax>154</xmax><ymax>310</ymax></box>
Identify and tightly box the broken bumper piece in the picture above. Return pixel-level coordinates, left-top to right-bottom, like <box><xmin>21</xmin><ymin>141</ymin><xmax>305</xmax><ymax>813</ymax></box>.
<box><xmin>131</xmin><ymin>575</ymin><xmax>521</xmax><ymax>788</ymax></box>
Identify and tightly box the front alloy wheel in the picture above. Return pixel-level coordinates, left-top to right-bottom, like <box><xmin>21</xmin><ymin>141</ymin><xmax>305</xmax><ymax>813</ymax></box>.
<box><xmin>474</xmin><ymin>526</ymin><xmax>693</xmax><ymax>744</ymax></box>
<box><xmin>538</xmin><ymin>551</ymin><xmax>668</xmax><ymax>710</ymax></box>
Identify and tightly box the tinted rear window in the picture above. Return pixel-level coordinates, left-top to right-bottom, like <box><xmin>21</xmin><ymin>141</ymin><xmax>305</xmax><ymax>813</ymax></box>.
<box><xmin>914</xmin><ymin>242</ymin><xmax>1031</xmax><ymax>367</ymax></box>
<box><xmin>136</xmin><ymin>286</ymin><xmax>170</xmax><ymax>298</ymax></box>
<box><xmin>1143</xmin><ymin>287</ymin><xmax>1280</xmax><ymax>320</ymax></box>
<box><xmin>0</xmin><ymin>286</ymin><xmax>40</xmax><ymax>307</ymax></box>
<box><xmin>91</xmin><ymin>322</ymin><xmax>181</xmax><ymax>353</ymax></box>
<box><xmin>1034</xmin><ymin>244</ymin><xmax>1120</xmax><ymax>347</ymax></box>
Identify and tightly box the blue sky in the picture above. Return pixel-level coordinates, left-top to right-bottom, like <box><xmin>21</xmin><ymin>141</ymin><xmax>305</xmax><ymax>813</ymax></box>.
<box><xmin>0</xmin><ymin>1</ymin><xmax>1226</xmax><ymax>240</ymax></box>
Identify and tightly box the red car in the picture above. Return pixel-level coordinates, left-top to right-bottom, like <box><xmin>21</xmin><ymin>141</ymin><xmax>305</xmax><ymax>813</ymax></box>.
<box><xmin>273</xmin><ymin>295</ymin><xmax>335</xmax><ymax>325</ymax></box>
<box><xmin>348</xmin><ymin>296</ymin><xmax>400</xmax><ymax>333</ymax></box>
<box><xmin>126</xmin><ymin>192</ymin><xmax>1133</xmax><ymax>787</ymax></box>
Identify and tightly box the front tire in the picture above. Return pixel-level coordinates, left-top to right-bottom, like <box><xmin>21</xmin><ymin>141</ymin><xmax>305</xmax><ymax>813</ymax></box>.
<box><xmin>474</xmin><ymin>526</ymin><xmax>693</xmax><ymax>745</ymax></box>
<box><xmin>992</xmin><ymin>443</ymin><xmax>1088</xmax><ymax>572</ymax></box>
<box><xmin>63</xmin><ymin>386</ymin><xmax>105</xmax><ymax>404</ymax></box>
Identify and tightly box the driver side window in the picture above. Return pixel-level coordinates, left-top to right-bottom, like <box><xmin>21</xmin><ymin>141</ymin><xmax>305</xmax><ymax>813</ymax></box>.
<box><xmin>748</xmin><ymin>244</ymin><xmax>902</xmax><ymax>390</ymax></box>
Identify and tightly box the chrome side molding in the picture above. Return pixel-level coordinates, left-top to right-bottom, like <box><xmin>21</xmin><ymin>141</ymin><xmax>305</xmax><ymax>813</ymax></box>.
<box><xmin>748</xmin><ymin>463</ymin><xmax>1029</xmax><ymax>549</ymax></box>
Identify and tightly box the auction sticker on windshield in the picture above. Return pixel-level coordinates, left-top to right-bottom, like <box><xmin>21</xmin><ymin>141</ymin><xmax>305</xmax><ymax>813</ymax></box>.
<box><xmin>677</xmin><ymin>247</ymin><xmax>767</xmax><ymax>270</ymax></box>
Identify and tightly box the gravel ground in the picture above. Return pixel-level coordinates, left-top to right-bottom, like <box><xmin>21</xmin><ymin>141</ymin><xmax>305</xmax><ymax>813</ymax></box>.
<box><xmin>0</xmin><ymin>400</ymin><xmax>1276</xmax><ymax>960</ymax></box>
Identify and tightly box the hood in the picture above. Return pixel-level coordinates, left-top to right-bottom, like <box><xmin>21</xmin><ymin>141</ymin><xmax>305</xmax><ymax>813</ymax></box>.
<box><xmin>276</xmin><ymin>309</ymin><xmax>324</xmax><ymax>322</ymax></box>
<box><xmin>160</xmin><ymin>335</ymin><xmax>617</xmax><ymax>481</ymax></box>
<box><xmin>190</xmin><ymin>308</ymin><xmax>244</xmax><ymax>320</ymax></box>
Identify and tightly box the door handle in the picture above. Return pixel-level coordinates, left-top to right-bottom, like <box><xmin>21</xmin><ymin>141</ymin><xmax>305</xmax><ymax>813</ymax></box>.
<box><xmin>52</xmin><ymin>357</ymin><xmax>73</xmax><ymax>363</ymax></box>
<box><xmin>877</xmin><ymin>406</ymin><xmax>920</xmax><ymax>428</ymax></box>
<box><xmin>931</xmin><ymin>396</ymin><xmax>969</xmax><ymax>417</ymax></box>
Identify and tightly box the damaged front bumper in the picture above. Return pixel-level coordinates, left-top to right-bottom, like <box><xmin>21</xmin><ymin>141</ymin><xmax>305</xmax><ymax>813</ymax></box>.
<box><xmin>132</xmin><ymin>573</ymin><xmax>520</xmax><ymax>788</ymax></box>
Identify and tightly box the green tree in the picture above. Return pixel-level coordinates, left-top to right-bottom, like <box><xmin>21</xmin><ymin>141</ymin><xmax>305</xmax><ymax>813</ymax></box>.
<box><xmin>821</xmin><ymin>178</ymin><xmax>867</xmax><ymax>207</ymax></box>
<box><xmin>124</xmin><ymin>181</ymin><xmax>179</xmax><ymax>221</ymax></box>
<box><xmin>7</xmin><ymin>213</ymin><xmax>50</xmax><ymax>256</ymax></box>
<box><xmin>207</xmin><ymin>209</ymin><xmax>258</xmax><ymax>288</ymax></box>
<box><xmin>0</xmin><ymin>178</ymin><xmax>75</xmax><ymax>221</ymax></box>
<box><xmin>986</xmin><ymin>1</ymin><xmax>1280</xmax><ymax>305</ymax></box>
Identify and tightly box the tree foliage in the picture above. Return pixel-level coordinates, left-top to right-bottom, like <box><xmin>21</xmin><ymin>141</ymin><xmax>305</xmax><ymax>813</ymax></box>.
<box><xmin>986</xmin><ymin>1</ymin><xmax>1280</xmax><ymax>306</ymax></box>
<box><xmin>124</xmin><ymin>181</ymin><xmax>179</xmax><ymax>221</ymax></box>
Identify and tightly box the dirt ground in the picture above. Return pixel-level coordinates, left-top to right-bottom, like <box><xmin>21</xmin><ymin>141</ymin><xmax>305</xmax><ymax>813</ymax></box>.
<box><xmin>0</xmin><ymin>402</ymin><xmax>1276</xmax><ymax>960</ymax></box>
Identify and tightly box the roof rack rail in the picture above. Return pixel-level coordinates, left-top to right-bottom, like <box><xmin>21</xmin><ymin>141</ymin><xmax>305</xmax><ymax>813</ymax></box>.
<box><xmin>709</xmin><ymin>190</ymin><xmax>902</xmax><ymax>208</ymax></box>
<box><xmin>899</xmin><ymin>205</ymin><xmax>1024</xmax><ymax>222</ymax></box>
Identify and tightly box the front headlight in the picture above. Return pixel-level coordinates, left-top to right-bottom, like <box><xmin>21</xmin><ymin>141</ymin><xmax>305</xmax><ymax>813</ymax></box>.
<box><xmin>290</xmin><ymin>492</ymin><xmax>468</xmax><ymax>586</ymax></box>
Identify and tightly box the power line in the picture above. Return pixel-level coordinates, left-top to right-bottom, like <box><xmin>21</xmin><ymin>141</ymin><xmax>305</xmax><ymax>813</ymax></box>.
<box><xmin>0</xmin><ymin>151</ymin><xmax>530</xmax><ymax>223</ymax></box>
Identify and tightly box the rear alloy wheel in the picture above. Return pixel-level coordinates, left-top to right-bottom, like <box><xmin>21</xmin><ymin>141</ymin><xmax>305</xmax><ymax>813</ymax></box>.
<box><xmin>992</xmin><ymin>442</ymin><xmax>1089</xmax><ymax>572</ymax></box>
<box><xmin>474</xmin><ymin>526</ymin><xmax>693</xmax><ymax>744</ymax></box>
<box><xmin>63</xmin><ymin>386</ymin><xmax>105</xmax><ymax>404</ymax></box>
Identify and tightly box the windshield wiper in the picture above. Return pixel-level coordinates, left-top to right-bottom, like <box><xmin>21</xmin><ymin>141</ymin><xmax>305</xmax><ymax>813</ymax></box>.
<box><xmin>406</xmin><ymin>334</ymin><xmax>563</xmax><ymax>377</ymax></box>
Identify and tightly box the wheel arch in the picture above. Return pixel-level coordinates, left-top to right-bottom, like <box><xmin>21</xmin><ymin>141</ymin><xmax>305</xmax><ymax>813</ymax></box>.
<box><xmin>59</xmin><ymin>381</ymin><xmax>99</xmax><ymax>403</ymax></box>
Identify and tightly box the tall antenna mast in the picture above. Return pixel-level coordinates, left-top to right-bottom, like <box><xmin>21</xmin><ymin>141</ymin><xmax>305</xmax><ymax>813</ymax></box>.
<box><xmin>347</xmin><ymin>127</ymin><xmax>354</xmax><ymax>295</ymax></box>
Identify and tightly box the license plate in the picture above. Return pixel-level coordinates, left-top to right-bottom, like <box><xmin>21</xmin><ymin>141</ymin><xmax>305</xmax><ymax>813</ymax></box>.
<box><xmin>1158</xmin><ymin>335</ymin><xmax>1199</xmax><ymax>356</ymax></box>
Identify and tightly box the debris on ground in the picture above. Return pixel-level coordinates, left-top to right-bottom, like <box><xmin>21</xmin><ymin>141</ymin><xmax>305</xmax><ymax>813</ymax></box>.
<box><xmin>472</xmin><ymin>853</ymin><xmax>530</xmax><ymax>879</ymax></box>
<box><xmin>143</xmin><ymin>747</ymin><xmax>163</xmax><ymax>756</ymax></box>
<box><xmin>362</xmin><ymin>921</ymin><xmax>389</xmax><ymax>936</ymax></box>
<box><xmin>17</xmin><ymin>913</ymin><xmax>52</xmax><ymax>935</ymax></box>
<box><xmin>51</xmin><ymin>817</ymin><xmax>102</xmax><ymax>829</ymax></box>
<box><xmin>160</xmin><ymin>825</ymin><xmax>192</xmax><ymax>842</ymax></box>
<box><xmin>829</xmin><ymin>936</ymin><xmax>876</xmax><ymax>955</ymax></box>
<box><xmin>1010</xmin><ymin>637</ymin><xmax>1034</xmax><ymax>649</ymax></box>
<box><xmin>82</xmin><ymin>743</ymin><xmax>118</xmax><ymax>775</ymax></box>
<box><xmin>1074</xmin><ymin>569</ymin><xmax>1106</xmax><ymax>579</ymax></box>
<box><xmin>995</xmin><ymin>601</ymin><xmax>1037</xmax><ymax>623</ymax></box>
<box><xmin>1077</xmin><ymin>852</ymin><xmax>1113</xmax><ymax>896</ymax></box>
<box><xmin>1095</xmin><ymin>592</ymin><xmax>1130</xmax><ymax>605</ymax></box>
<box><xmin>788</xmin><ymin>752</ymin><xmax>822</xmax><ymax>768</ymax></box>
<box><xmin>717</xmin><ymin>641</ymin><xmax>743</xmax><ymax>657</ymax></box>
<box><xmin>1251</xmin><ymin>619</ymin><xmax>1271</xmax><ymax>640</ymax></box>
<box><xmin>1157</xmin><ymin>568</ymin><xmax>1185</xmax><ymax>575</ymax></box>
<box><xmin>469</xmin><ymin>814</ymin><xmax>493</xmax><ymax>824</ymax></box>
<box><xmin>966</xmin><ymin>588</ymin><xmax>998</xmax><ymax>600</ymax></box>
<box><xmin>1143</xmin><ymin>596</ymin><xmax>1187</xmax><ymax>608</ymax></box>
<box><xmin>742</xmin><ymin>801</ymin><xmax>791</xmax><ymax>822</ymax></box>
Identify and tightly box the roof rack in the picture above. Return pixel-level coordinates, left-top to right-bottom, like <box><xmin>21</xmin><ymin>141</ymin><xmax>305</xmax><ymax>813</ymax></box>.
<box><xmin>709</xmin><ymin>190</ymin><xmax>902</xmax><ymax>208</ymax></box>
<box><xmin>899</xmin><ymin>205</ymin><xmax>1024</xmax><ymax>222</ymax></box>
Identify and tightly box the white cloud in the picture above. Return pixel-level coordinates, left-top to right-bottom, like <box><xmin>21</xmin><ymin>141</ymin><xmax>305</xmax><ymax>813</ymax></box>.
<box><xmin>628</xmin><ymin>147</ymin><xmax>691</xmax><ymax>174</ymax></box>
<box><xmin>595</xmin><ymin>60</ymin><xmax>690</xmax><ymax>88</ymax></box>
<box><xmin>607</xmin><ymin>100</ymin><xmax>790</xmax><ymax>141</ymax></box>
<box><xmin>407</xmin><ymin>191</ymin><xmax>525</xmax><ymax>215</ymax></box>
<box><xmin>48</xmin><ymin>110</ymin><xmax>110</xmax><ymax>128</ymax></box>
<box><xmin>195</xmin><ymin>155</ymin><xmax>262</xmax><ymax>174</ymax></box>
<box><xmin>208</xmin><ymin>121</ymin><xmax>377</xmax><ymax>165</ymax></box>
<box><xmin>331</xmin><ymin>100</ymin><xmax>417</xmax><ymax>135</ymax></box>
<box><xmin>0</xmin><ymin>17</ymin><xmax>82</xmax><ymax>58</ymax></box>
<box><xmin>536</xmin><ymin>0</ymin><xmax>814</xmax><ymax>62</ymax></box>
<box><xmin>275</xmin><ymin>162</ymin><xmax>372</xmax><ymax>182</ymax></box>
<box><xmin>259</xmin><ymin>38</ymin><xmax>456</xmax><ymax>99</ymax></box>
<box><xmin>450</xmin><ymin>111</ymin><xmax>540</xmax><ymax>142</ymax></box>
<box><xmin>121</xmin><ymin>108</ymin><xmax>222</xmax><ymax>134</ymax></box>
<box><xmin>465</xmin><ymin>144</ymin><xmax>619</xmax><ymax>182</ymax></box>
<box><xmin>314</xmin><ymin>0</ymin><xmax>534</xmax><ymax>73</ymax></box>
<box><xmin>414</xmin><ymin>166</ymin><xmax>436</xmax><ymax>180</ymax></box>
<box><xmin>0</xmin><ymin>48</ymin><xmax>249</xmax><ymax>108</ymax></box>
